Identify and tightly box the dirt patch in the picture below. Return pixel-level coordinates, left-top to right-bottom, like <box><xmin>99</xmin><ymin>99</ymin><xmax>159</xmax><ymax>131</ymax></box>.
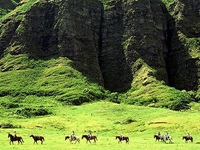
<box><xmin>148</xmin><ymin>121</ymin><xmax>167</xmax><ymax>125</ymax></box>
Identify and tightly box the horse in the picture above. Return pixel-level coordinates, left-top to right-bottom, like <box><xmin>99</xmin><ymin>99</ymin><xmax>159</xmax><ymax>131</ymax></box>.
<box><xmin>65</xmin><ymin>135</ymin><xmax>80</xmax><ymax>144</ymax></box>
<box><xmin>161</xmin><ymin>135</ymin><xmax>173</xmax><ymax>144</ymax></box>
<box><xmin>82</xmin><ymin>135</ymin><xmax>97</xmax><ymax>143</ymax></box>
<box><xmin>115</xmin><ymin>136</ymin><xmax>129</xmax><ymax>143</ymax></box>
<box><xmin>8</xmin><ymin>133</ymin><xmax>24</xmax><ymax>145</ymax></box>
<box><xmin>182</xmin><ymin>136</ymin><xmax>193</xmax><ymax>142</ymax></box>
<box><xmin>154</xmin><ymin>135</ymin><xmax>163</xmax><ymax>142</ymax></box>
<box><xmin>30</xmin><ymin>134</ymin><xmax>45</xmax><ymax>144</ymax></box>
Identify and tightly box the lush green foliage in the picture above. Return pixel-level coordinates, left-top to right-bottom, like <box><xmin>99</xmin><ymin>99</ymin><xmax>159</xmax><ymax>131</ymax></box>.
<box><xmin>0</xmin><ymin>53</ymin><xmax>196</xmax><ymax>110</ymax></box>
<box><xmin>113</xmin><ymin>63</ymin><xmax>194</xmax><ymax>111</ymax></box>
<box><xmin>0</xmin><ymin>54</ymin><xmax>107</xmax><ymax>105</ymax></box>
<box><xmin>0</xmin><ymin>101</ymin><xmax>200</xmax><ymax>149</ymax></box>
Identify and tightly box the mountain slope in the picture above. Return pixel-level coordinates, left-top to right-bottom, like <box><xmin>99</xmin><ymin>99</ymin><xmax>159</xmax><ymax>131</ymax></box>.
<box><xmin>0</xmin><ymin>0</ymin><xmax>199</xmax><ymax>110</ymax></box>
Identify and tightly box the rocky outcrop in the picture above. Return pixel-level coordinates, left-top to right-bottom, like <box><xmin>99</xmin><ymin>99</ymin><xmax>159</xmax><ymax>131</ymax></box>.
<box><xmin>0</xmin><ymin>0</ymin><xmax>104</xmax><ymax>86</ymax></box>
<box><xmin>101</xmin><ymin>0</ymin><xmax>133</xmax><ymax>92</ymax></box>
<box><xmin>166</xmin><ymin>0</ymin><xmax>200</xmax><ymax>91</ymax></box>
<box><xmin>101</xmin><ymin>0</ymin><xmax>169</xmax><ymax>91</ymax></box>
<box><xmin>0</xmin><ymin>0</ymin><xmax>199</xmax><ymax>94</ymax></box>
<box><xmin>102</xmin><ymin>0</ymin><xmax>200</xmax><ymax>92</ymax></box>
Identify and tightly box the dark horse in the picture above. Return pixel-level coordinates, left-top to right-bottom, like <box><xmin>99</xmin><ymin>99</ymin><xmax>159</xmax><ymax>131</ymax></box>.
<box><xmin>65</xmin><ymin>135</ymin><xmax>80</xmax><ymax>144</ymax></box>
<box><xmin>82</xmin><ymin>135</ymin><xmax>97</xmax><ymax>143</ymax></box>
<box><xmin>182</xmin><ymin>136</ymin><xmax>193</xmax><ymax>142</ymax></box>
<box><xmin>116</xmin><ymin>136</ymin><xmax>129</xmax><ymax>143</ymax></box>
<box><xmin>154</xmin><ymin>135</ymin><xmax>163</xmax><ymax>142</ymax></box>
<box><xmin>8</xmin><ymin>133</ymin><xmax>24</xmax><ymax>145</ymax></box>
<box><xmin>30</xmin><ymin>134</ymin><xmax>45</xmax><ymax>144</ymax></box>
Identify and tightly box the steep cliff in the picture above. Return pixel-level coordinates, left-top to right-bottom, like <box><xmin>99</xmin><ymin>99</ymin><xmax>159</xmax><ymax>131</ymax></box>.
<box><xmin>0</xmin><ymin>0</ymin><xmax>199</xmax><ymax>109</ymax></box>
<box><xmin>102</xmin><ymin>0</ymin><xmax>169</xmax><ymax>92</ymax></box>
<box><xmin>0</xmin><ymin>0</ymin><xmax>104</xmax><ymax>85</ymax></box>
<box><xmin>166</xmin><ymin>0</ymin><xmax>200</xmax><ymax>91</ymax></box>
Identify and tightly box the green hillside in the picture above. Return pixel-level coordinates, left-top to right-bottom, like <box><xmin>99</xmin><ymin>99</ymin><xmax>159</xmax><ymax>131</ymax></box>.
<box><xmin>0</xmin><ymin>54</ymin><xmax>107</xmax><ymax>106</ymax></box>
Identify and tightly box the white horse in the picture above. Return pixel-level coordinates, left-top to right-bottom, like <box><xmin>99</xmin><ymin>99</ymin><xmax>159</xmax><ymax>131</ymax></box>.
<box><xmin>65</xmin><ymin>135</ymin><xmax>80</xmax><ymax>144</ymax></box>
<box><xmin>161</xmin><ymin>135</ymin><xmax>173</xmax><ymax>144</ymax></box>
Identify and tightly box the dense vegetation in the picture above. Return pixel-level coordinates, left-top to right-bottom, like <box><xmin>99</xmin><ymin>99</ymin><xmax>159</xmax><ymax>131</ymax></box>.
<box><xmin>0</xmin><ymin>53</ymin><xmax>197</xmax><ymax>111</ymax></box>
<box><xmin>0</xmin><ymin>0</ymin><xmax>199</xmax><ymax>114</ymax></box>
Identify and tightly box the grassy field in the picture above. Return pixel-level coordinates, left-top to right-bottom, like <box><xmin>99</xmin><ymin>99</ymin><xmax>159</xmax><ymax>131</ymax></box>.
<box><xmin>1</xmin><ymin>101</ymin><xmax>200</xmax><ymax>150</ymax></box>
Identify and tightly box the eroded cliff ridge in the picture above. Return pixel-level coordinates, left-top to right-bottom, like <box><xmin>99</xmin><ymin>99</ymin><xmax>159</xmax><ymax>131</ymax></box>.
<box><xmin>0</xmin><ymin>0</ymin><xmax>199</xmax><ymax>108</ymax></box>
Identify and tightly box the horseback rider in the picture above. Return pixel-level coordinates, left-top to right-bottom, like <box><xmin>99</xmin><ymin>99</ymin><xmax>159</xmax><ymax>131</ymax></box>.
<box><xmin>186</xmin><ymin>131</ymin><xmax>190</xmax><ymax>138</ymax></box>
<box><xmin>158</xmin><ymin>131</ymin><xmax>161</xmax><ymax>137</ymax></box>
<box><xmin>165</xmin><ymin>131</ymin><xmax>169</xmax><ymax>140</ymax></box>
<box><xmin>120</xmin><ymin>132</ymin><xmax>124</xmax><ymax>140</ymax></box>
<box><xmin>88</xmin><ymin>130</ymin><xmax>92</xmax><ymax>139</ymax></box>
<box><xmin>71</xmin><ymin>131</ymin><xmax>75</xmax><ymax>140</ymax></box>
<box><xmin>14</xmin><ymin>131</ymin><xmax>17</xmax><ymax>138</ymax></box>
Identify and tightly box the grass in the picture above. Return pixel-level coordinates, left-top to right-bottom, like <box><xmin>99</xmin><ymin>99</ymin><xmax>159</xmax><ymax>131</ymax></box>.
<box><xmin>0</xmin><ymin>54</ymin><xmax>106</xmax><ymax>105</ymax></box>
<box><xmin>0</xmin><ymin>101</ymin><xmax>200</xmax><ymax>150</ymax></box>
<box><xmin>117</xmin><ymin>63</ymin><xmax>193</xmax><ymax>110</ymax></box>
<box><xmin>0</xmin><ymin>53</ymin><xmax>195</xmax><ymax>110</ymax></box>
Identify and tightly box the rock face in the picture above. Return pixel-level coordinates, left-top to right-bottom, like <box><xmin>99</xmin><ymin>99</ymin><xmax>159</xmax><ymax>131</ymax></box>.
<box><xmin>101</xmin><ymin>0</ymin><xmax>133</xmax><ymax>92</ymax></box>
<box><xmin>0</xmin><ymin>0</ymin><xmax>200</xmax><ymax>93</ymax></box>
<box><xmin>0</xmin><ymin>0</ymin><xmax>104</xmax><ymax>86</ymax></box>
<box><xmin>166</xmin><ymin>0</ymin><xmax>200</xmax><ymax>91</ymax></box>
<box><xmin>101</xmin><ymin>0</ymin><xmax>169</xmax><ymax>91</ymax></box>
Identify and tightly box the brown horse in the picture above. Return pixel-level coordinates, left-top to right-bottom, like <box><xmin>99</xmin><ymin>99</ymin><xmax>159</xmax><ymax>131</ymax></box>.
<box><xmin>116</xmin><ymin>136</ymin><xmax>129</xmax><ymax>143</ymax></box>
<box><xmin>8</xmin><ymin>133</ymin><xmax>24</xmax><ymax>145</ymax></box>
<box><xmin>82</xmin><ymin>135</ymin><xmax>97</xmax><ymax>143</ymax></box>
<box><xmin>154</xmin><ymin>135</ymin><xmax>163</xmax><ymax>141</ymax></box>
<box><xmin>65</xmin><ymin>135</ymin><xmax>80</xmax><ymax>144</ymax></box>
<box><xmin>30</xmin><ymin>134</ymin><xmax>45</xmax><ymax>144</ymax></box>
<box><xmin>182</xmin><ymin>136</ymin><xmax>193</xmax><ymax>142</ymax></box>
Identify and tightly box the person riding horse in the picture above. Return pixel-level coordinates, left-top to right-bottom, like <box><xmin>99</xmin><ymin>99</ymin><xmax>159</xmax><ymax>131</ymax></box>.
<box><xmin>71</xmin><ymin>131</ymin><xmax>75</xmax><ymax>140</ymax></box>
<box><xmin>120</xmin><ymin>132</ymin><xmax>124</xmax><ymax>140</ymax></box>
<box><xmin>158</xmin><ymin>132</ymin><xmax>161</xmax><ymax>137</ymax></box>
<box><xmin>14</xmin><ymin>131</ymin><xmax>17</xmax><ymax>138</ymax></box>
<box><xmin>165</xmin><ymin>131</ymin><xmax>169</xmax><ymax>140</ymax></box>
<box><xmin>88</xmin><ymin>130</ymin><xmax>92</xmax><ymax>139</ymax></box>
<box><xmin>186</xmin><ymin>131</ymin><xmax>190</xmax><ymax>138</ymax></box>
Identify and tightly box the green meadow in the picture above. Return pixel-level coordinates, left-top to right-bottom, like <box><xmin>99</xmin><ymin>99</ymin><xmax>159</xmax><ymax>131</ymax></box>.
<box><xmin>1</xmin><ymin>101</ymin><xmax>200</xmax><ymax>150</ymax></box>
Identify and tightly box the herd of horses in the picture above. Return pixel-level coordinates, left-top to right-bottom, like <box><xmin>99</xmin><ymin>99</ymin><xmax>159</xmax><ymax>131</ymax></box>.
<box><xmin>7</xmin><ymin>133</ymin><xmax>193</xmax><ymax>145</ymax></box>
<box><xmin>65</xmin><ymin>135</ymin><xmax>98</xmax><ymax>144</ymax></box>
<box><xmin>154</xmin><ymin>134</ymin><xmax>193</xmax><ymax>143</ymax></box>
<box><xmin>8</xmin><ymin>133</ymin><xmax>44</xmax><ymax>145</ymax></box>
<box><xmin>7</xmin><ymin>133</ymin><xmax>128</xmax><ymax>145</ymax></box>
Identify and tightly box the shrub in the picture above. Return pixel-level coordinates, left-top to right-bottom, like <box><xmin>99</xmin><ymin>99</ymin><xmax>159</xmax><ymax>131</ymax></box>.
<box><xmin>57</xmin><ymin>94</ymin><xmax>91</xmax><ymax>105</ymax></box>
<box><xmin>109</xmin><ymin>92</ymin><xmax>120</xmax><ymax>104</ymax></box>
<box><xmin>16</xmin><ymin>107</ymin><xmax>51</xmax><ymax>117</ymax></box>
<box><xmin>1</xmin><ymin>102</ymin><xmax>19</xmax><ymax>108</ymax></box>
<box><xmin>169</xmin><ymin>98</ymin><xmax>190</xmax><ymax>111</ymax></box>
<box><xmin>0</xmin><ymin>122</ymin><xmax>14</xmax><ymax>128</ymax></box>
